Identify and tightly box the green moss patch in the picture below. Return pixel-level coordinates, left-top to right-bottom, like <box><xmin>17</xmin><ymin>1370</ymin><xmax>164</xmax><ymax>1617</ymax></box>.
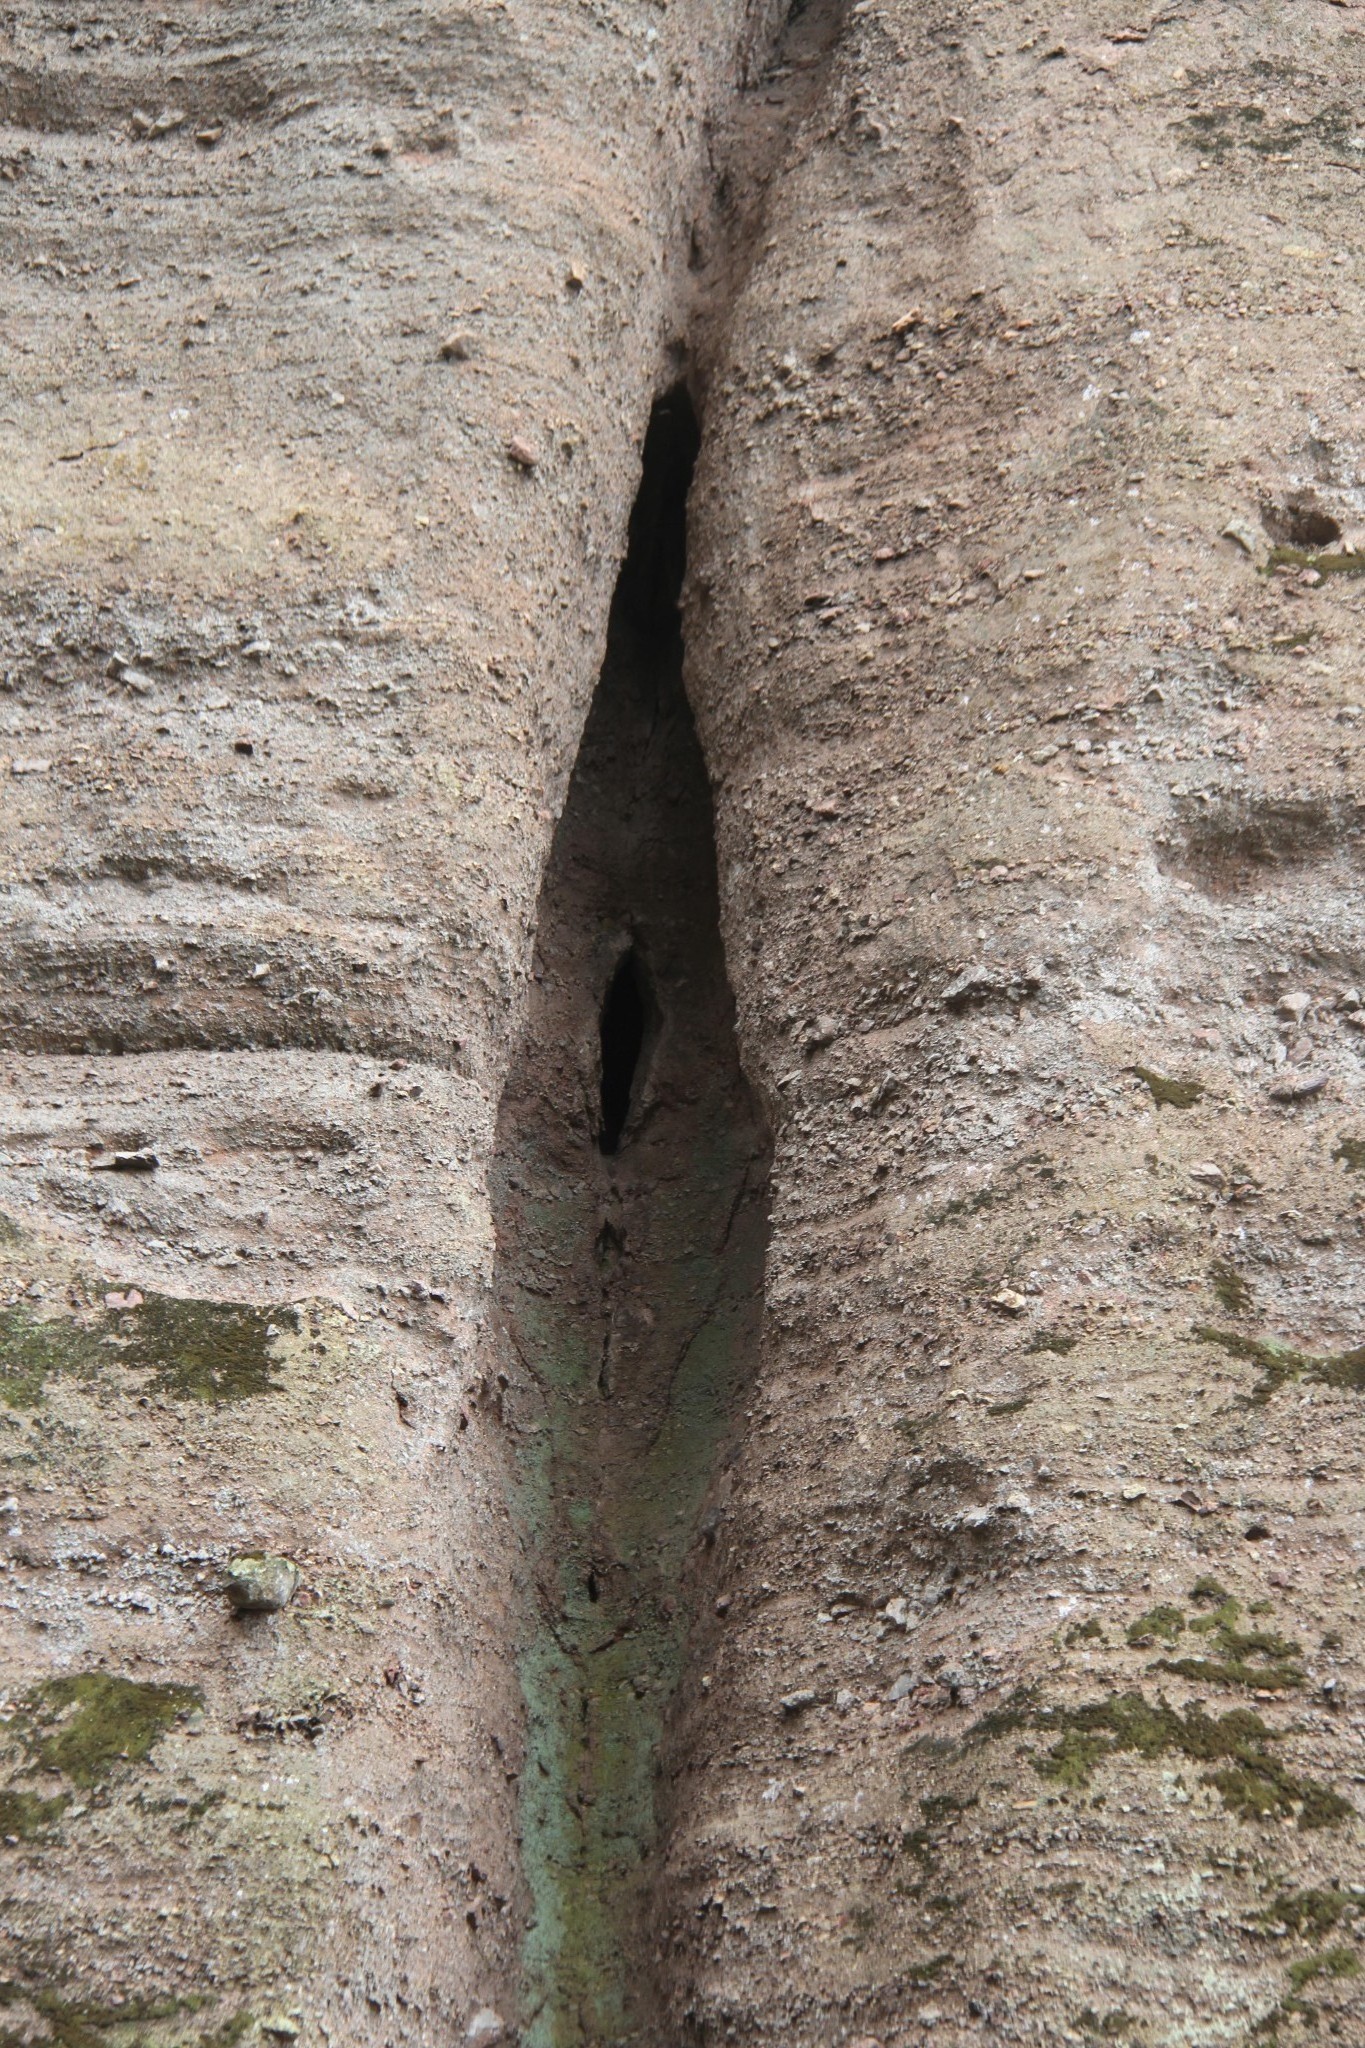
<box><xmin>930</xmin><ymin>1186</ymin><xmax>1000</xmax><ymax>1226</ymax></box>
<box><xmin>920</xmin><ymin>1792</ymin><xmax>976</xmax><ymax>1826</ymax></box>
<box><xmin>1210</xmin><ymin>1259</ymin><xmax>1253</xmax><ymax>1314</ymax></box>
<box><xmin>0</xmin><ymin>1310</ymin><xmax>101</xmax><ymax>1411</ymax></box>
<box><xmin>1157</xmin><ymin>1596</ymin><xmax>1303</xmax><ymax>1691</ymax></box>
<box><xmin>1024</xmin><ymin>1330</ymin><xmax>1076</xmax><ymax>1356</ymax></box>
<box><xmin>105</xmin><ymin>1295</ymin><xmax>297</xmax><ymax>1402</ymax></box>
<box><xmin>0</xmin><ymin>1986</ymin><xmax>249</xmax><ymax>2048</ymax></box>
<box><xmin>1126</xmin><ymin>1605</ymin><xmax>1185</xmax><ymax>1647</ymax></box>
<box><xmin>1287</xmin><ymin>1947</ymin><xmax>1361</xmax><ymax>1993</ymax></box>
<box><xmin>1024</xmin><ymin>1692</ymin><xmax>1351</xmax><ymax>1827</ymax></box>
<box><xmin>8</xmin><ymin>1674</ymin><xmax>201</xmax><ymax>1787</ymax></box>
<box><xmin>1267</xmin><ymin>545</ymin><xmax>1365</xmax><ymax>578</ymax></box>
<box><xmin>1191</xmin><ymin>1575</ymin><xmax>1230</xmax><ymax>1604</ymax></box>
<box><xmin>1178</xmin><ymin>99</ymin><xmax>1355</xmax><ymax>162</ymax></box>
<box><xmin>1195</xmin><ymin>1324</ymin><xmax>1365</xmax><ymax>1404</ymax></box>
<box><xmin>0</xmin><ymin>1787</ymin><xmax>70</xmax><ymax>1840</ymax></box>
<box><xmin>1262</xmin><ymin>1888</ymin><xmax>1357</xmax><ymax>1940</ymax></box>
<box><xmin>1333</xmin><ymin>1138</ymin><xmax>1365</xmax><ymax>1174</ymax></box>
<box><xmin>0</xmin><ymin>1293</ymin><xmax>298</xmax><ymax>1408</ymax></box>
<box><xmin>1132</xmin><ymin>1066</ymin><xmax>1205</xmax><ymax>1108</ymax></box>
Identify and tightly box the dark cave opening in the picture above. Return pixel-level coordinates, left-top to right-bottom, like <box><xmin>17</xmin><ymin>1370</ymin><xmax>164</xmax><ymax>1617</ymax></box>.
<box><xmin>612</xmin><ymin>384</ymin><xmax>701</xmax><ymax>645</ymax></box>
<box><xmin>598</xmin><ymin>949</ymin><xmax>649</xmax><ymax>1155</ymax></box>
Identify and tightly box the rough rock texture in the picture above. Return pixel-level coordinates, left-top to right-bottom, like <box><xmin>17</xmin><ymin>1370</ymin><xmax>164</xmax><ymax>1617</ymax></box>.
<box><xmin>5</xmin><ymin>0</ymin><xmax>1365</xmax><ymax>2045</ymax></box>
<box><xmin>0</xmin><ymin>2</ymin><xmax>782</xmax><ymax>2042</ymax></box>
<box><xmin>667</xmin><ymin>2</ymin><xmax>1365</xmax><ymax>2043</ymax></box>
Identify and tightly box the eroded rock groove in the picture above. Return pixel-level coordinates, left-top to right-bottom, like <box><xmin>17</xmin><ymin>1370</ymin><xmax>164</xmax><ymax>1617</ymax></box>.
<box><xmin>490</xmin><ymin>388</ymin><xmax>771</xmax><ymax>2046</ymax></box>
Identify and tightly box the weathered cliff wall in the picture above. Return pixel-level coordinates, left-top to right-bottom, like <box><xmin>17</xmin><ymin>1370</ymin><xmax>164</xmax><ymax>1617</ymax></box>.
<box><xmin>670</xmin><ymin>2</ymin><xmax>1365</xmax><ymax>2042</ymax></box>
<box><xmin>0</xmin><ymin>2</ymin><xmax>782</xmax><ymax>2041</ymax></box>
<box><xmin>4</xmin><ymin>1</ymin><xmax>1365</xmax><ymax>2045</ymax></box>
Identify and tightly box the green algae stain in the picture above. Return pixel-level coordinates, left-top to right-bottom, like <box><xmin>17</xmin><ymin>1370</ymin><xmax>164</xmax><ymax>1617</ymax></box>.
<box><xmin>1333</xmin><ymin>1137</ymin><xmax>1365</xmax><ymax>1173</ymax></box>
<box><xmin>1195</xmin><ymin>1323</ymin><xmax>1365</xmax><ymax>1404</ymax></box>
<box><xmin>0</xmin><ymin>1295</ymin><xmax>297</xmax><ymax>1409</ymax></box>
<box><xmin>1125</xmin><ymin>1606</ymin><xmax>1185</xmax><ymax>1647</ymax></box>
<box><xmin>0</xmin><ymin>1310</ymin><xmax>101</xmax><ymax>1410</ymax></box>
<box><xmin>1266</xmin><ymin>545</ymin><xmax>1365</xmax><ymax>578</ymax></box>
<box><xmin>1157</xmin><ymin>1596</ymin><xmax>1303</xmax><ymax>1691</ymax></box>
<box><xmin>0</xmin><ymin>1986</ymin><xmax>250</xmax><ymax>2048</ymax></box>
<box><xmin>1026</xmin><ymin>1692</ymin><xmax>1351</xmax><ymax>1827</ymax></box>
<box><xmin>108</xmin><ymin>1295</ymin><xmax>296</xmax><ymax>1402</ymax></box>
<box><xmin>0</xmin><ymin>1786</ymin><xmax>70</xmax><ymax>1840</ymax></box>
<box><xmin>1132</xmin><ymin>1065</ymin><xmax>1205</xmax><ymax>1109</ymax></box>
<box><xmin>8</xmin><ymin>1674</ymin><xmax>201</xmax><ymax>1787</ymax></box>
<box><xmin>505</xmin><ymin>1125</ymin><xmax>768</xmax><ymax>2048</ymax></box>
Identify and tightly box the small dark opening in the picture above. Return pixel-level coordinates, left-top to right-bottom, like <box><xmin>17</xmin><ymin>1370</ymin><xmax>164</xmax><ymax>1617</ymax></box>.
<box><xmin>599</xmin><ymin>949</ymin><xmax>648</xmax><ymax>1154</ymax></box>
<box><xmin>586</xmin><ymin>1568</ymin><xmax>601</xmax><ymax>1604</ymax></box>
<box><xmin>1261</xmin><ymin>492</ymin><xmax>1343</xmax><ymax>549</ymax></box>
<box><xmin>612</xmin><ymin>385</ymin><xmax>701</xmax><ymax>646</ymax></box>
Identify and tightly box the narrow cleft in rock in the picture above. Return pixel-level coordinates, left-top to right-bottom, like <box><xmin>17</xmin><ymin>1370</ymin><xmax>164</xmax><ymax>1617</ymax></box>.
<box><xmin>490</xmin><ymin>387</ymin><xmax>771</xmax><ymax>2047</ymax></box>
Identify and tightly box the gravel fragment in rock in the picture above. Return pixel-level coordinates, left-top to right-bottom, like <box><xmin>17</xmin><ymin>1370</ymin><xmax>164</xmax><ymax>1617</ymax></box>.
<box><xmin>226</xmin><ymin>1556</ymin><xmax>300</xmax><ymax>1614</ymax></box>
<box><xmin>91</xmin><ymin>1150</ymin><xmax>159</xmax><ymax>1173</ymax></box>
<box><xmin>1222</xmin><ymin>517</ymin><xmax>1260</xmax><ymax>556</ymax></box>
<box><xmin>1269</xmin><ymin>1073</ymin><xmax>1328</xmax><ymax>1103</ymax></box>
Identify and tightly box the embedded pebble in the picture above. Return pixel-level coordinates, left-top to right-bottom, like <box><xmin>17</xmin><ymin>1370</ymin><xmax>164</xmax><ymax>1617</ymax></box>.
<box><xmin>226</xmin><ymin>1555</ymin><xmax>300</xmax><ymax>1614</ymax></box>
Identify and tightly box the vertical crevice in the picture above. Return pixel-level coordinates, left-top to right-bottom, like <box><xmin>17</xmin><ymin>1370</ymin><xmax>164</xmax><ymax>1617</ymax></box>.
<box><xmin>489</xmin><ymin>386</ymin><xmax>771</xmax><ymax>2046</ymax></box>
<box><xmin>597</xmin><ymin>949</ymin><xmax>651</xmax><ymax>1157</ymax></box>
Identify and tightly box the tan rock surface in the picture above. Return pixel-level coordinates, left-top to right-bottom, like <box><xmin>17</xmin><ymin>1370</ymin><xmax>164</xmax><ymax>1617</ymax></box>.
<box><xmin>4</xmin><ymin>0</ymin><xmax>1365</xmax><ymax>2044</ymax></box>
<box><xmin>668</xmin><ymin>2</ymin><xmax>1365</xmax><ymax>2041</ymax></box>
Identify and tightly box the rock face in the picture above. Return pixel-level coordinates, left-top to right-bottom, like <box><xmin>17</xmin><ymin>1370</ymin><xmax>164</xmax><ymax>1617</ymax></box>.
<box><xmin>663</xmin><ymin>4</ymin><xmax>1365</xmax><ymax>2041</ymax></box>
<box><xmin>3</xmin><ymin>0</ymin><xmax>1365</xmax><ymax>2043</ymax></box>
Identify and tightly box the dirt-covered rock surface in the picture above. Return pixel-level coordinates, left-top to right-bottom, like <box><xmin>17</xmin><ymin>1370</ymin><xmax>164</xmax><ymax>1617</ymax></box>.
<box><xmin>667</xmin><ymin>2</ymin><xmax>1365</xmax><ymax>2043</ymax></box>
<box><xmin>0</xmin><ymin>1</ymin><xmax>782</xmax><ymax>2041</ymax></box>
<box><xmin>5</xmin><ymin>0</ymin><xmax>1365</xmax><ymax>2044</ymax></box>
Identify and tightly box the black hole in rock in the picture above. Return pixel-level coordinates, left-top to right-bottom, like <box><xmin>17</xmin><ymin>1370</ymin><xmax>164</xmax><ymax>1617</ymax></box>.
<box><xmin>1261</xmin><ymin>492</ymin><xmax>1342</xmax><ymax>549</ymax></box>
<box><xmin>586</xmin><ymin>1569</ymin><xmax>600</xmax><ymax>1604</ymax></box>
<box><xmin>612</xmin><ymin>385</ymin><xmax>701</xmax><ymax>644</ymax></box>
<box><xmin>598</xmin><ymin>948</ymin><xmax>649</xmax><ymax>1154</ymax></box>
